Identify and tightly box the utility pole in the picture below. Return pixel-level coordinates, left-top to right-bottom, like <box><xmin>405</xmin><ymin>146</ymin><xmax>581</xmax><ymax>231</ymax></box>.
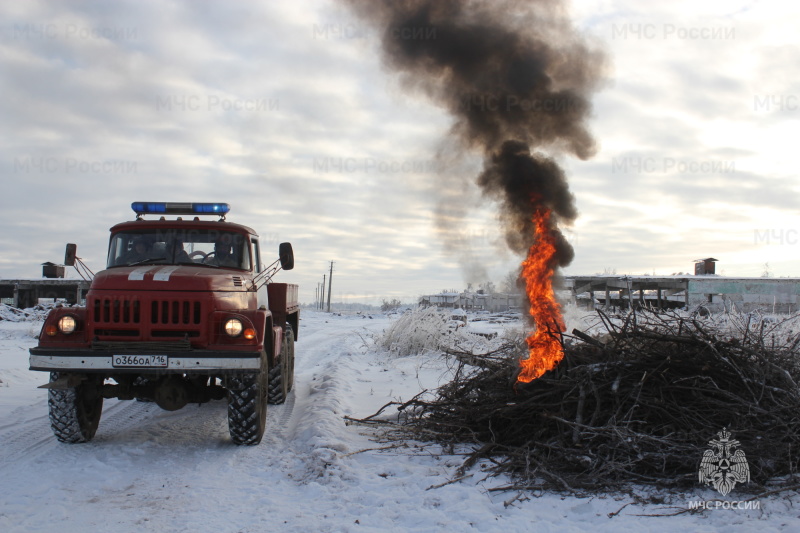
<box><xmin>321</xmin><ymin>275</ymin><xmax>326</xmax><ymax>311</ymax></box>
<box><xmin>326</xmin><ymin>261</ymin><xmax>334</xmax><ymax>313</ymax></box>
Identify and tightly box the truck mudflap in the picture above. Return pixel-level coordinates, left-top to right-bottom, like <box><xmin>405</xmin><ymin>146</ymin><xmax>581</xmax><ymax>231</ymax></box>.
<box><xmin>29</xmin><ymin>347</ymin><xmax>262</xmax><ymax>374</ymax></box>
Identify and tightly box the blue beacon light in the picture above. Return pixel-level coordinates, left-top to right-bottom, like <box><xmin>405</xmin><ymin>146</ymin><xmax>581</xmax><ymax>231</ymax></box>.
<box><xmin>131</xmin><ymin>202</ymin><xmax>167</xmax><ymax>214</ymax></box>
<box><xmin>191</xmin><ymin>203</ymin><xmax>231</xmax><ymax>214</ymax></box>
<box><xmin>131</xmin><ymin>202</ymin><xmax>231</xmax><ymax>216</ymax></box>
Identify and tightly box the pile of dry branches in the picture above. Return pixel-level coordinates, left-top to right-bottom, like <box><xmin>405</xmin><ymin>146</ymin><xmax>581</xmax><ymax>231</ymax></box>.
<box><xmin>362</xmin><ymin>310</ymin><xmax>800</xmax><ymax>492</ymax></box>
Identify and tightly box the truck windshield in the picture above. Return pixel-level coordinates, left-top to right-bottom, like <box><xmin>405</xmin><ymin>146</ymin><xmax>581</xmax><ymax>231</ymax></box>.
<box><xmin>107</xmin><ymin>229</ymin><xmax>251</xmax><ymax>270</ymax></box>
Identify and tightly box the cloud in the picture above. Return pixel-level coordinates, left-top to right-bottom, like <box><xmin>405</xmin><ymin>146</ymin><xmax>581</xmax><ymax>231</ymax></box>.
<box><xmin>1</xmin><ymin>0</ymin><xmax>799</xmax><ymax>303</ymax></box>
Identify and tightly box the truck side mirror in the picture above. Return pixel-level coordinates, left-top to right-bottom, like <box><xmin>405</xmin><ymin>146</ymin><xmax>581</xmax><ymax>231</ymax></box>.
<box><xmin>279</xmin><ymin>242</ymin><xmax>294</xmax><ymax>271</ymax></box>
<box><xmin>65</xmin><ymin>243</ymin><xmax>77</xmax><ymax>267</ymax></box>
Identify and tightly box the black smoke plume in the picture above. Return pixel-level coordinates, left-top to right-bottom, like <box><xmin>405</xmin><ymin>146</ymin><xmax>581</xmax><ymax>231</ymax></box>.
<box><xmin>343</xmin><ymin>0</ymin><xmax>604</xmax><ymax>272</ymax></box>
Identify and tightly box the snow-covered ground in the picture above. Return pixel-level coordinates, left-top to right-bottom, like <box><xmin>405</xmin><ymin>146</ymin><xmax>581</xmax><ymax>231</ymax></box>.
<box><xmin>1</xmin><ymin>309</ymin><xmax>797</xmax><ymax>532</ymax></box>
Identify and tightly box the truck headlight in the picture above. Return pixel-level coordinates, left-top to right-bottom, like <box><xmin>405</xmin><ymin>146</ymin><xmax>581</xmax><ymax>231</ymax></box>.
<box><xmin>224</xmin><ymin>318</ymin><xmax>243</xmax><ymax>337</ymax></box>
<box><xmin>58</xmin><ymin>315</ymin><xmax>77</xmax><ymax>335</ymax></box>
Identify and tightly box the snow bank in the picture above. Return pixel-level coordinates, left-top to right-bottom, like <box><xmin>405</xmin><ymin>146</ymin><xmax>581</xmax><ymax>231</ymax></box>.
<box><xmin>0</xmin><ymin>303</ymin><xmax>52</xmax><ymax>323</ymax></box>
<box><xmin>377</xmin><ymin>307</ymin><xmax>501</xmax><ymax>357</ymax></box>
<box><xmin>562</xmin><ymin>303</ymin><xmax>800</xmax><ymax>343</ymax></box>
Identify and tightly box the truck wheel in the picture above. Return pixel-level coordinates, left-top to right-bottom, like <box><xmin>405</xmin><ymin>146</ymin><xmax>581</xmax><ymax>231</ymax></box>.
<box><xmin>227</xmin><ymin>369</ymin><xmax>267</xmax><ymax>445</ymax></box>
<box><xmin>48</xmin><ymin>372</ymin><xmax>104</xmax><ymax>443</ymax></box>
<box><xmin>268</xmin><ymin>326</ymin><xmax>293</xmax><ymax>404</ymax></box>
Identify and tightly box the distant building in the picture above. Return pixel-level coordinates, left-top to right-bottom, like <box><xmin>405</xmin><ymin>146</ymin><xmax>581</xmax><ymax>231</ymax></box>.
<box><xmin>419</xmin><ymin>291</ymin><xmax>521</xmax><ymax>312</ymax></box>
<box><xmin>566</xmin><ymin>259</ymin><xmax>800</xmax><ymax>313</ymax></box>
<box><xmin>420</xmin><ymin>292</ymin><xmax>461</xmax><ymax>308</ymax></box>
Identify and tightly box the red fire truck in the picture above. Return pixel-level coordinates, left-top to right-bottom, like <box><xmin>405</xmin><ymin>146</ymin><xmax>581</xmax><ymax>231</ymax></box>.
<box><xmin>29</xmin><ymin>202</ymin><xmax>298</xmax><ymax>445</ymax></box>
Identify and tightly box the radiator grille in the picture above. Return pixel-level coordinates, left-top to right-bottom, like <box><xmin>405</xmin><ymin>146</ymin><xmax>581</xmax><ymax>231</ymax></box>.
<box><xmin>91</xmin><ymin>297</ymin><xmax>202</xmax><ymax>326</ymax></box>
<box><xmin>92</xmin><ymin>297</ymin><xmax>141</xmax><ymax>324</ymax></box>
<box><xmin>151</xmin><ymin>300</ymin><xmax>202</xmax><ymax>325</ymax></box>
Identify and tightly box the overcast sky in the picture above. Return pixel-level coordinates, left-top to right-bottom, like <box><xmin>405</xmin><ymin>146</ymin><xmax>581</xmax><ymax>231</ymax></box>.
<box><xmin>1</xmin><ymin>0</ymin><xmax>798</xmax><ymax>304</ymax></box>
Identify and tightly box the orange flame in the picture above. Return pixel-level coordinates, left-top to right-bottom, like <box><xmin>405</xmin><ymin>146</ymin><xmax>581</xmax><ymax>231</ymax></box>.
<box><xmin>517</xmin><ymin>208</ymin><xmax>565</xmax><ymax>383</ymax></box>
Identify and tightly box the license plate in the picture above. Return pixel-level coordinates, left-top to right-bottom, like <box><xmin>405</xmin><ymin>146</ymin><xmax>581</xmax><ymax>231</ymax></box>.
<box><xmin>112</xmin><ymin>355</ymin><xmax>168</xmax><ymax>368</ymax></box>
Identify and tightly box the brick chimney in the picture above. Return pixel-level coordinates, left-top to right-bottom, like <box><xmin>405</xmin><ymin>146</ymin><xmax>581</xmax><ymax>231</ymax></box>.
<box><xmin>694</xmin><ymin>258</ymin><xmax>718</xmax><ymax>275</ymax></box>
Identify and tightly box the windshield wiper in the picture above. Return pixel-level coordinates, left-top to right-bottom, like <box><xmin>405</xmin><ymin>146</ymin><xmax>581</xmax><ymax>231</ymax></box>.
<box><xmin>128</xmin><ymin>257</ymin><xmax>167</xmax><ymax>266</ymax></box>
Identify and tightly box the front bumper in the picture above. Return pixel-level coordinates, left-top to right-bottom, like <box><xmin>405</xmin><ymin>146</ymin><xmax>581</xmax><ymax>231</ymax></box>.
<box><xmin>29</xmin><ymin>347</ymin><xmax>262</xmax><ymax>374</ymax></box>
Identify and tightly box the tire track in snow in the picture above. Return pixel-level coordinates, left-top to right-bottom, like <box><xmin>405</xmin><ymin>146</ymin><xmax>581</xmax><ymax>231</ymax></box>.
<box><xmin>0</xmin><ymin>398</ymin><xmax>160</xmax><ymax>468</ymax></box>
<box><xmin>264</xmin><ymin>391</ymin><xmax>296</xmax><ymax>443</ymax></box>
<box><xmin>0</xmin><ymin>423</ymin><xmax>54</xmax><ymax>469</ymax></box>
<box><xmin>257</xmin><ymin>315</ymin><xmax>369</xmax><ymax>446</ymax></box>
<box><xmin>279</xmin><ymin>314</ymin><xmax>392</xmax><ymax>483</ymax></box>
<box><xmin>105</xmin><ymin>400</ymin><xmax>230</xmax><ymax>446</ymax></box>
<box><xmin>218</xmin><ymin>315</ymin><xmax>384</xmax><ymax>484</ymax></box>
<box><xmin>0</xmin><ymin>412</ymin><xmax>48</xmax><ymax>433</ymax></box>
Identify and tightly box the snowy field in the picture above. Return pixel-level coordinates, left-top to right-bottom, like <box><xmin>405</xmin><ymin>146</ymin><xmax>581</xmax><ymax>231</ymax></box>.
<box><xmin>1</xmin><ymin>309</ymin><xmax>798</xmax><ymax>532</ymax></box>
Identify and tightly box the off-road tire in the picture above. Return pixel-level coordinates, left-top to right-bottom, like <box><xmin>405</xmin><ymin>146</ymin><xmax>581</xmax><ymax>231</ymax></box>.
<box><xmin>227</xmin><ymin>369</ymin><xmax>267</xmax><ymax>445</ymax></box>
<box><xmin>48</xmin><ymin>372</ymin><xmax>104</xmax><ymax>443</ymax></box>
<box><xmin>268</xmin><ymin>326</ymin><xmax>294</xmax><ymax>404</ymax></box>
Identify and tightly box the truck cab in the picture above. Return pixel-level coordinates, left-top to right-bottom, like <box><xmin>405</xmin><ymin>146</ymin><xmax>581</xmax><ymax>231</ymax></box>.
<box><xmin>30</xmin><ymin>202</ymin><xmax>298</xmax><ymax>445</ymax></box>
